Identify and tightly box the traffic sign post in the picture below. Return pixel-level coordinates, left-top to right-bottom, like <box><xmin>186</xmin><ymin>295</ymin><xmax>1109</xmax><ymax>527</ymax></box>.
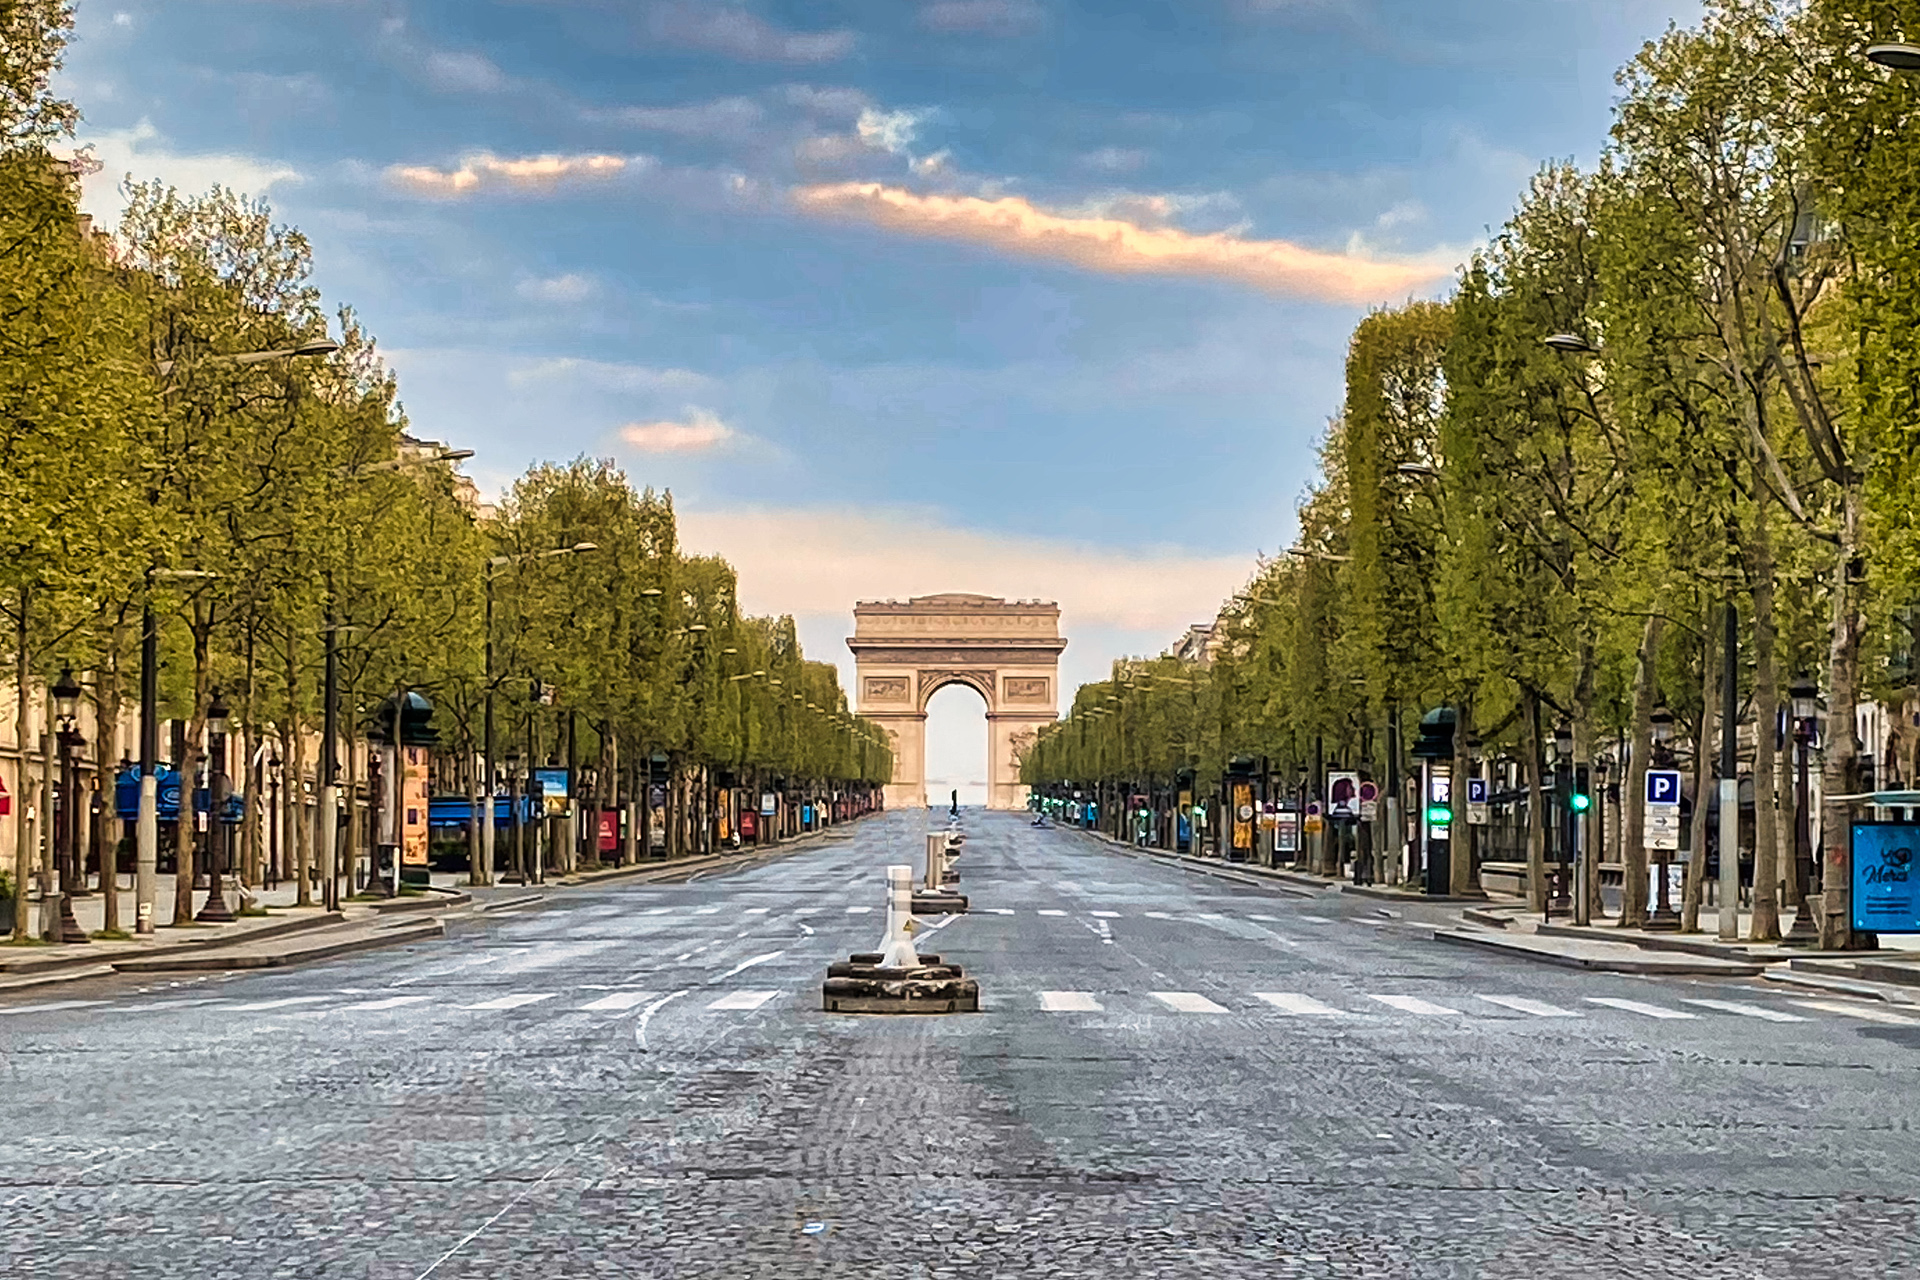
<box><xmin>1643</xmin><ymin>768</ymin><xmax>1684</xmax><ymax>928</ymax></box>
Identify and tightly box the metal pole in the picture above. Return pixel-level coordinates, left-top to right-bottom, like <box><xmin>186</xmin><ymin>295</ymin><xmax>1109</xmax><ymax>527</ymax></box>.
<box><xmin>479</xmin><ymin>573</ymin><xmax>495</xmax><ymax>887</ymax></box>
<box><xmin>1718</xmin><ymin>601</ymin><xmax>1741</xmax><ymax>940</ymax></box>
<box><xmin>198</xmin><ymin>717</ymin><xmax>235</xmax><ymax>923</ymax></box>
<box><xmin>319</xmin><ymin>607</ymin><xmax>340</xmax><ymax>911</ymax></box>
<box><xmin>136</xmin><ymin>604</ymin><xmax>159</xmax><ymax>934</ymax></box>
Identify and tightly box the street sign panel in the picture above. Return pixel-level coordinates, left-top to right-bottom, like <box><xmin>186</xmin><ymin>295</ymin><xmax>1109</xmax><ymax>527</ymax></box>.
<box><xmin>1466</xmin><ymin>778</ymin><xmax>1489</xmax><ymax>826</ymax></box>
<box><xmin>1645</xmin><ymin>770</ymin><xmax>1683</xmax><ymax>807</ymax></box>
<box><xmin>1644</xmin><ymin>807</ymin><xmax>1682</xmax><ymax>851</ymax></box>
<box><xmin>1327</xmin><ymin>771</ymin><xmax>1360</xmax><ymax>818</ymax></box>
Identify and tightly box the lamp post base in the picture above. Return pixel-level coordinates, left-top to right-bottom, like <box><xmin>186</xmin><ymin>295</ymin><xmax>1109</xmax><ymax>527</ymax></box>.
<box><xmin>195</xmin><ymin>879</ymin><xmax>236</xmax><ymax>924</ymax></box>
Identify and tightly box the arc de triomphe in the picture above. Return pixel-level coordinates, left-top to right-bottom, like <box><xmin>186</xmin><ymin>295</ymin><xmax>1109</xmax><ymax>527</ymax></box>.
<box><xmin>848</xmin><ymin>594</ymin><xmax>1065</xmax><ymax>811</ymax></box>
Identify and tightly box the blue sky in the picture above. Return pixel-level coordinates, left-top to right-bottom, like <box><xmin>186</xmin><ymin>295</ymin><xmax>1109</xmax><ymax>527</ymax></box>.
<box><xmin>64</xmin><ymin>0</ymin><xmax>1699</xmax><ymax>800</ymax></box>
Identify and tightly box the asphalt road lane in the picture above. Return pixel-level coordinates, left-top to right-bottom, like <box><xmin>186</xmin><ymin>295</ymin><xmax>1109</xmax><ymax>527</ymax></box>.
<box><xmin>3</xmin><ymin>811</ymin><xmax>1918</xmax><ymax>1277</ymax></box>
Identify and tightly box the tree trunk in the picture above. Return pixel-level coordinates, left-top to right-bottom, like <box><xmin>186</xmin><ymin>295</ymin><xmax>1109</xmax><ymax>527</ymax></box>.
<box><xmin>1620</xmin><ymin>615</ymin><xmax>1664</xmax><ymax>928</ymax></box>
<box><xmin>1524</xmin><ymin>688</ymin><xmax>1546</xmax><ymax>913</ymax></box>
<box><xmin>97</xmin><ymin>629</ymin><xmax>128</xmax><ymax>933</ymax></box>
<box><xmin>172</xmin><ymin>617</ymin><xmax>210</xmax><ymax>926</ymax></box>
<box><xmin>1450</xmin><ymin>696</ymin><xmax>1475</xmax><ymax>897</ymax></box>
<box><xmin>12</xmin><ymin>587</ymin><xmax>33</xmax><ymax>941</ymax></box>
<box><xmin>1819</xmin><ymin>484</ymin><xmax>1866</xmax><ymax>948</ymax></box>
<box><xmin>1682</xmin><ymin>620</ymin><xmax>1717</xmax><ymax>934</ymax></box>
<box><xmin>1749</xmin><ymin>486</ymin><xmax>1782</xmax><ymax>942</ymax></box>
<box><xmin>287</xmin><ymin>628</ymin><xmax>312</xmax><ymax>907</ymax></box>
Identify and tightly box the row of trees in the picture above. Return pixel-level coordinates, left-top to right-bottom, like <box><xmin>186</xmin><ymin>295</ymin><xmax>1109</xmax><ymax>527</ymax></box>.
<box><xmin>1025</xmin><ymin>0</ymin><xmax>1920</xmax><ymax>948</ymax></box>
<box><xmin>1</xmin><ymin>2</ymin><xmax>890</xmax><ymax>938</ymax></box>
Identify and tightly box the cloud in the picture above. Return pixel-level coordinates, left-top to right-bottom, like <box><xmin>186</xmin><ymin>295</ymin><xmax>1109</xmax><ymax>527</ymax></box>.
<box><xmin>920</xmin><ymin>0</ymin><xmax>1045</xmax><ymax>36</ymax></box>
<box><xmin>790</xmin><ymin>183</ymin><xmax>1453</xmax><ymax>304</ymax></box>
<box><xmin>589</xmin><ymin>96</ymin><xmax>765</xmax><ymax>140</ymax></box>
<box><xmin>386</xmin><ymin>151</ymin><xmax>638</xmax><ymax>197</ymax></box>
<box><xmin>422</xmin><ymin>49</ymin><xmax>512</xmax><ymax>94</ymax></box>
<box><xmin>856</xmin><ymin>107</ymin><xmax>923</xmax><ymax>156</ymax></box>
<box><xmin>1080</xmin><ymin>146</ymin><xmax>1149</xmax><ymax>174</ymax></box>
<box><xmin>73</xmin><ymin>119</ymin><xmax>299</xmax><ymax>227</ymax></box>
<box><xmin>515</xmin><ymin>273</ymin><xmax>597</xmax><ymax>303</ymax></box>
<box><xmin>620</xmin><ymin>409</ymin><xmax>736</xmax><ymax>452</ymax></box>
<box><xmin>676</xmin><ymin>504</ymin><xmax>1249</xmax><ymax>634</ymax></box>
<box><xmin>646</xmin><ymin>3</ymin><xmax>855</xmax><ymax>63</ymax></box>
<box><xmin>509</xmin><ymin>356</ymin><xmax>716</xmax><ymax>394</ymax></box>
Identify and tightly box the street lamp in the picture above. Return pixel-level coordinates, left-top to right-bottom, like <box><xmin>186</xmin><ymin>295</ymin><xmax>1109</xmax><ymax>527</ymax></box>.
<box><xmin>1867</xmin><ymin>43</ymin><xmax>1920</xmax><ymax>72</ymax></box>
<box><xmin>47</xmin><ymin>666</ymin><xmax>85</xmax><ymax>944</ymax></box>
<box><xmin>1787</xmin><ymin>677</ymin><xmax>1822</xmax><ymax>942</ymax></box>
<box><xmin>196</xmin><ymin>690</ymin><xmax>236</xmax><ymax>923</ymax></box>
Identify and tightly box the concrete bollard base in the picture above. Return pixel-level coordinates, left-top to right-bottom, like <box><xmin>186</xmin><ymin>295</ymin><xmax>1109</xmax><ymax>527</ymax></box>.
<box><xmin>821</xmin><ymin>964</ymin><xmax>980</xmax><ymax>1014</ymax></box>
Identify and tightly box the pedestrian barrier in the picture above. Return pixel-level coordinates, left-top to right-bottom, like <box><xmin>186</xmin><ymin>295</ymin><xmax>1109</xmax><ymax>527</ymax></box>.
<box><xmin>820</xmin><ymin>863</ymin><xmax>978</xmax><ymax>1014</ymax></box>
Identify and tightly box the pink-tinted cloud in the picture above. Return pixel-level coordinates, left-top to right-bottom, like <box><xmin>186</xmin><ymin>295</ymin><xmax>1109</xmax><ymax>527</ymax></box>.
<box><xmin>387</xmin><ymin>151</ymin><xmax>635</xmax><ymax>197</ymax></box>
<box><xmin>646</xmin><ymin>3</ymin><xmax>854</xmax><ymax>63</ymax></box>
<box><xmin>790</xmin><ymin>182</ymin><xmax>1451</xmax><ymax>303</ymax></box>
<box><xmin>920</xmin><ymin>0</ymin><xmax>1045</xmax><ymax>36</ymax></box>
<box><xmin>620</xmin><ymin>410</ymin><xmax>735</xmax><ymax>453</ymax></box>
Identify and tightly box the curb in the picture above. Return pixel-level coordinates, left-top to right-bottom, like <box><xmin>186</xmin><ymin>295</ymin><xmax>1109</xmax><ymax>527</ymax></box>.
<box><xmin>112</xmin><ymin>918</ymin><xmax>446</xmax><ymax>973</ymax></box>
<box><xmin>367</xmin><ymin>892</ymin><xmax>473</xmax><ymax>915</ymax></box>
<box><xmin>1788</xmin><ymin>956</ymin><xmax>1920</xmax><ymax>992</ymax></box>
<box><xmin>1075</xmin><ymin>831</ymin><xmax>1320</xmax><ymax>898</ymax></box>
<box><xmin>0</xmin><ymin>962</ymin><xmax>119</xmax><ymax>994</ymax></box>
<box><xmin>473</xmin><ymin>893</ymin><xmax>545</xmax><ymax>914</ymax></box>
<box><xmin>1341</xmin><ymin>883</ymin><xmax>1488</xmax><ymax>905</ymax></box>
<box><xmin>1764</xmin><ymin>968</ymin><xmax>1920</xmax><ymax>1005</ymax></box>
<box><xmin>0</xmin><ymin>910</ymin><xmax>347</xmax><ymax>976</ymax></box>
<box><xmin>1430</xmin><ymin>928</ymin><xmax>1767</xmax><ymax>976</ymax></box>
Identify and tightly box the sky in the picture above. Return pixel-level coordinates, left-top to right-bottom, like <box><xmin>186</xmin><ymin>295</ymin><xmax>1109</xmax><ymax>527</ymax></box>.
<box><xmin>62</xmin><ymin>0</ymin><xmax>1701</xmax><ymax>803</ymax></box>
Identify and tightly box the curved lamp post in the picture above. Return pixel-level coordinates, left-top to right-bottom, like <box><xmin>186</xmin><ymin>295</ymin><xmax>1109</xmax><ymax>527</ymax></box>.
<box><xmin>196</xmin><ymin>690</ymin><xmax>236</xmax><ymax>923</ymax></box>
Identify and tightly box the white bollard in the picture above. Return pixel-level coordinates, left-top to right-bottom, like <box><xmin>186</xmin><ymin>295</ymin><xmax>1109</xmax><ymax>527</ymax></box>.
<box><xmin>925</xmin><ymin>832</ymin><xmax>946</xmax><ymax>889</ymax></box>
<box><xmin>878</xmin><ymin>863</ymin><xmax>920</xmax><ymax>969</ymax></box>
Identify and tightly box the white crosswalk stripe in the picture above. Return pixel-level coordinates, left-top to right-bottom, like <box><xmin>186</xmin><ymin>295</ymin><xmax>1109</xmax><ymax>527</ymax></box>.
<box><xmin>693</xmin><ymin>906</ymin><xmax>724</xmax><ymax>915</ymax></box>
<box><xmin>1036</xmin><ymin>909</ymin><xmax>1067</xmax><ymax>917</ymax></box>
<box><xmin>646</xmin><ymin>906</ymin><xmax>673</xmax><ymax>914</ymax></box>
<box><xmin>707</xmin><ymin>990</ymin><xmax>778</xmax><ymax>1011</ymax></box>
<box><xmin>1476</xmin><ymin>995</ymin><xmax>1580</xmax><ymax>1018</ymax></box>
<box><xmin>1152</xmin><ymin>991</ymin><xmax>1229</xmax><ymax>1014</ymax></box>
<box><xmin>1248</xmin><ymin>914</ymin><xmax>1279</xmax><ymax>922</ymax></box>
<box><xmin>228</xmin><ymin>996</ymin><xmax>331</xmax><ymax>1012</ymax></box>
<box><xmin>742</xmin><ymin>907</ymin><xmax>769</xmax><ymax>915</ymax></box>
<box><xmin>1252</xmin><ymin>992</ymin><xmax>1342</xmax><ymax>1016</ymax></box>
<box><xmin>464</xmin><ymin>993</ymin><xmax>556</xmax><ymax>1011</ymax></box>
<box><xmin>982</xmin><ymin>907</ymin><xmax>1015</xmax><ymax>915</ymax></box>
<box><xmin>579</xmin><ymin>990</ymin><xmax>656</xmax><ymax>1012</ymax></box>
<box><xmin>1368</xmin><ymin>994</ymin><xmax>1461</xmax><ymax>1017</ymax></box>
<box><xmin>1299</xmin><ymin>915</ymin><xmax>1333</xmax><ymax>924</ymax></box>
<box><xmin>1088</xmin><ymin>911</ymin><xmax>1121</xmax><ymax>919</ymax></box>
<box><xmin>1039</xmin><ymin>991</ymin><xmax>1103</xmax><ymax>1012</ymax></box>
<box><xmin>1585</xmin><ymin>996</ymin><xmax>1695</xmax><ymax>1020</ymax></box>
<box><xmin>845</xmin><ymin>906</ymin><xmax>873</xmax><ymax>915</ymax></box>
<box><xmin>1142</xmin><ymin>911</ymin><xmax>1172</xmax><ymax>919</ymax></box>
<box><xmin>349</xmin><ymin>996</ymin><xmax>430</xmax><ymax>1012</ymax></box>
<box><xmin>1682</xmin><ymin>998</ymin><xmax>1807</xmax><ymax>1023</ymax></box>
<box><xmin>1791</xmin><ymin>999</ymin><xmax>1919</xmax><ymax>1026</ymax></box>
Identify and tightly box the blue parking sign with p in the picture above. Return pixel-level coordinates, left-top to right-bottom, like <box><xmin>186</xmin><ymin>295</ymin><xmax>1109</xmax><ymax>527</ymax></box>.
<box><xmin>1467</xmin><ymin>779</ymin><xmax>1488</xmax><ymax>804</ymax></box>
<box><xmin>1646</xmin><ymin>770</ymin><xmax>1682</xmax><ymax>806</ymax></box>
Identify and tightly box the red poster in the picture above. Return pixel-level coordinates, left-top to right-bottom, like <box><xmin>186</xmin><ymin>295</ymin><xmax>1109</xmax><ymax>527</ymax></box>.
<box><xmin>740</xmin><ymin>811</ymin><xmax>756</xmax><ymax>840</ymax></box>
<box><xmin>597</xmin><ymin>810</ymin><xmax>619</xmax><ymax>852</ymax></box>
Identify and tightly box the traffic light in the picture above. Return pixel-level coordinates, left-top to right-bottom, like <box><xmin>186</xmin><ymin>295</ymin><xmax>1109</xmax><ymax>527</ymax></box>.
<box><xmin>1570</xmin><ymin>765</ymin><xmax>1592</xmax><ymax>813</ymax></box>
<box><xmin>1425</xmin><ymin>804</ymin><xmax>1452</xmax><ymax>826</ymax></box>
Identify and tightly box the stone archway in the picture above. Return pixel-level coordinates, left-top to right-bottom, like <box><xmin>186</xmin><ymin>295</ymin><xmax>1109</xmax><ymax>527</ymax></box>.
<box><xmin>848</xmin><ymin>594</ymin><xmax>1065</xmax><ymax>810</ymax></box>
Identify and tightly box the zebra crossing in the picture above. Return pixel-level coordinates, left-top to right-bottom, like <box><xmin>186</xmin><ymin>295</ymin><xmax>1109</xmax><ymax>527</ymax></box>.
<box><xmin>1029</xmin><ymin>987</ymin><xmax>1912</xmax><ymax>1027</ymax></box>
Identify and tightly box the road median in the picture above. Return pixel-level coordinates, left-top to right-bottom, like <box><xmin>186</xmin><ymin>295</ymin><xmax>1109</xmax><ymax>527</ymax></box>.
<box><xmin>1431</xmin><ymin>926</ymin><xmax>1767</xmax><ymax>976</ymax></box>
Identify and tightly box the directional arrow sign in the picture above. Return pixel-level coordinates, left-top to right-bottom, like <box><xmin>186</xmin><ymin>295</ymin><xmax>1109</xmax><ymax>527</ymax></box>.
<box><xmin>1645</xmin><ymin>770</ymin><xmax>1683</xmax><ymax>807</ymax></box>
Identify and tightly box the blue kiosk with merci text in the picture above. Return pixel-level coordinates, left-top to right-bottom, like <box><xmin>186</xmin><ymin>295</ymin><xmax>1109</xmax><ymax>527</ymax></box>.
<box><xmin>1853</xmin><ymin>821</ymin><xmax>1920</xmax><ymax>935</ymax></box>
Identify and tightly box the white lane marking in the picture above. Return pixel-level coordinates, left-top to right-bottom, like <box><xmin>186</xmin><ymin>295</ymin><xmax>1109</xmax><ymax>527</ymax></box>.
<box><xmin>1088</xmin><ymin>911</ymin><xmax>1121</xmax><ymax>919</ymax></box>
<box><xmin>1476</xmin><ymin>995</ymin><xmax>1581</xmax><ymax>1019</ymax></box>
<box><xmin>713</xmin><ymin>950</ymin><xmax>786</xmax><ymax>982</ymax></box>
<box><xmin>1143</xmin><ymin>911</ymin><xmax>1172</xmax><ymax>919</ymax></box>
<box><xmin>0</xmin><ymin>999</ymin><xmax>107</xmax><ymax>1015</ymax></box>
<box><xmin>1299</xmin><ymin>915</ymin><xmax>1333</xmax><ymax>924</ymax></box>
<box><xmin>1197</xmin><ymin>913</ymin><xmax>1226</xmax><ymax>921</ymax></box>
<box><xmin>1248</xmin><ymin>914</ymin><xmax>1279</xmax><ymax>922</ymax></box>
<box><xmin>845</xmin><ymin>906</ymin><xmax>874</xmax><ymax>915</ymax></box>
<box><xmin>646</xmin><ymin>907</ymin><xmax>673</xmax><ymax>915</ymax></box>
<box><xmin>1368</xmin><ymin>994</ymin><xmax>1462</xmax><ymax>1017</ymax></box>
<box><xmin>350</xmin><ymin>996</ymin><xmax>431</xmax><ymax>1012</ymax></box>
<box><xmin>464</xmin><ymin>993</ymin><xmax>557</xmax><ymax>1011</ymax></box>
<box><xmin>1253</xmin><ymin>992</ymin><xmax>1342</xmax><ymax>1016</ymax></box>
<box><xmin>743</xmin><ymin>907</ymin><xmax>770</xmax><ymax>915</ymax></box>
<box><xmin>707</xmin><ymin>990</ymin><xmax>778</xmax><ymax>1011</ymax></box>
<box><xmin>693</xmin><ymin>906</ymin><xmax>724</xmax><ymax>915</ymax></box>
<box><xmin>1039</xmin><ymin>991</ymin><xmax>1103</xmax><ymax>1012</ymax></box>
<box><xmin>1791</xmin><ymin>999</ymin><xmax>1919</xmax><ymax>1026</ymax></box>
<box><xmin>228</xmin><ymin>996</ymin><xmax>332</xmax><ymax>1012</ymax></box>
<box><xmin>1586</xmin><ymin>996</ymin><xmax>1696</xmax><ymax>1020</ymax></box>
<box><xmin>982</xmin><ymin>907</ymin><xmax>1015</xmax><ymax>915</ymax></box>
<box><xmin>580</xmin><ymin>990</ymin><xmax>655</xmax><ymax>1012</ymax></box>
<box><xmin>1036</xmin><ymin>909</ymin><xmax>1067</xmax><ymax>917</ymax></box>
<box><xmin>634</xmin><ymin>989</ymin><xmax>687</xmax><ymax>1052</ymax></box>
<box><xmin>1152</xmin><ymin>991</ymin><xmax>1229</xmax><ymax>1014</ymax></box>
<box><xmin>1682</xmin><ymin>998</ymin><xmax>1807</xmax><ymax>1023</ymax></box>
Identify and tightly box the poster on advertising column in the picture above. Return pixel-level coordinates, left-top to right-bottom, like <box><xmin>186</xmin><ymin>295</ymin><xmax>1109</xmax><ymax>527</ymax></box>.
<box><xmin>1852</xmin><ymin>823</ymin><xmax>1920</xmax><ymax>934</ymax></box>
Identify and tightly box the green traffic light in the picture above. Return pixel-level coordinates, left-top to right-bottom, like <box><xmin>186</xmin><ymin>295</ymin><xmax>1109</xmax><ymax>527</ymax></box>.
<box><xmin>1425</xmin><ymin>805</ymin><xmax>1452</xmax><ymax>826</ymax></box>
<box><xmin>1570</xmin><ymin>793</ymin><xmax>1591</xmax><ymax>812</ymax></box>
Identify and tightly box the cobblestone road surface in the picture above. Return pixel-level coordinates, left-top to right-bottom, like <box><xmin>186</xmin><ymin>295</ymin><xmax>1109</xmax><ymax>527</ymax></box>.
<box><xmin>3</xmin><ymin>811</ymin><xmax>1917</xmax><ymax>1277</ymax></box>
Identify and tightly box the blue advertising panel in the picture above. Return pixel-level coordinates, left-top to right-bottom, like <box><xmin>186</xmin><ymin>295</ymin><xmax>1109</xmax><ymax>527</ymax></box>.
<box><xmin>1851</xmin><ymin>823</ymin><xmax>1920</xmax><ymax>934</ymax></box>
